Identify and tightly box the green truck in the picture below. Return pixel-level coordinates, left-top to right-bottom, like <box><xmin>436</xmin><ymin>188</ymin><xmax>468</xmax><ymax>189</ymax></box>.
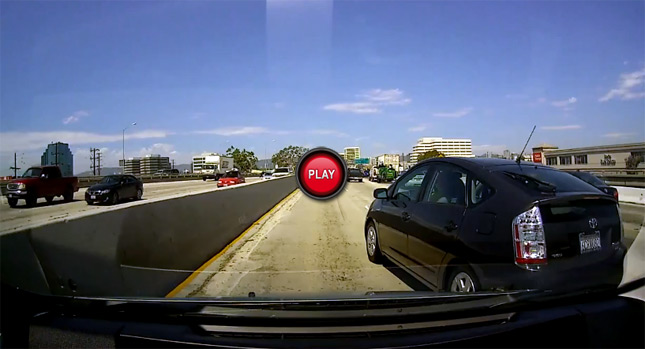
<box><xmin>370</xmin><ymin>165</ymin><xmax>397</xmax><ymax>183</ymax></box>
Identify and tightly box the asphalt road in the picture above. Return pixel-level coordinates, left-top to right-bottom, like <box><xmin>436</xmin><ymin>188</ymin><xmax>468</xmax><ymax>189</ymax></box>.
<box><xmin>0</xmin><ymin>178</ymin><xmax>260</xmax><ymax>234</ymax></box>
<box><xmin>176</xmin><ymin>180</ymin><xmax>644</xmax><ymax>298</ymax></box>
<box><xmin>175</xmin><ymin>181</ymin><xmax>413</xmax><ymax>297</ymax></box>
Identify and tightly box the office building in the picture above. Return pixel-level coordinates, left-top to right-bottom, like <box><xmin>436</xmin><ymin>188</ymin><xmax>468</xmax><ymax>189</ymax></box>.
<box><xmin>343</xmin><ymin>147</ymin><xmax>360</xmax><ymax>164</ymax></box>
<box><xmin>41</xmin><ymin>142</ymin><xmax>74</xmax><ymax>176</ymax></box>
<box><xmin>532</xmin><ymin>142</ymin><xmax>645</xmax><ymax>170</ymax></box>
<box><xmin>410</xmin><ymin>137</ymin><xmax>473</xmax><ymax>163</ymax></box>
<box><xmin>376</xmin><ymin>154</ymin><xmax>400</xmax><ymax>167</ymax></box>
<box><xmin>120</xmin><ymin>158</ymin><xmax>141</xmax><ymax>175</ymax></box>
<box><xmin>140</xmin><ymin>154</ymin><xmax>171</xmax><ymax>174</ymax></box>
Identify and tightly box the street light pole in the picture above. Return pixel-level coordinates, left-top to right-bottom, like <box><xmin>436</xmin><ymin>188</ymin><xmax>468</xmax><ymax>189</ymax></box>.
<box><xmin>122</xmin><ymin>122</ymin><xmax>137</xmax><ymax>172</ymax></box>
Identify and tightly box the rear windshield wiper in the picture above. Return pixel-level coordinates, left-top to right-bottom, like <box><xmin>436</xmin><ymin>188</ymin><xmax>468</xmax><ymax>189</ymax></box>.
<box><xmin>503</xmin><ymin>172</ymin><xmax>557</xmax><ymax>192</ymax></box>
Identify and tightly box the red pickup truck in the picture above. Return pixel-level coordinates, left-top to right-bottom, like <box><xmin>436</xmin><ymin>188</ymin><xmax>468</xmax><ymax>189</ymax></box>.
<box><xmin>5</xmin><ymin>166</ymin><xmax>79</xmax><ymax>208</ymax></box>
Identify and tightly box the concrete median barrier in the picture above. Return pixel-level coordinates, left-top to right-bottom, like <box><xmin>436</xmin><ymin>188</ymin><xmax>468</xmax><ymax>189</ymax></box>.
<box><xmin>616</xmin><ymin>186</ymin><xmax>645</xmax><ymax>205</ymax></box>
<box><xmin>0</xmin><ymin>176</ymin><xmax>297</xmax><ymax>297</ymax></box>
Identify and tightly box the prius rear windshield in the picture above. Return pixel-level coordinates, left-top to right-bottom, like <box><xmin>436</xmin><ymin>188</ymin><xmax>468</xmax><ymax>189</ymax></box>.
<box><xmin>497</xmin><ymin>165</ymin><xmax>601</xmax><ymax>193</ymax></box>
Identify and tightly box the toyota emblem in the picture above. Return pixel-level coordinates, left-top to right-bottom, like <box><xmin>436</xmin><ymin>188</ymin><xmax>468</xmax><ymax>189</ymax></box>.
<box><xmin>589</xmin><ymin>218</ymin><xmax>598</xmax><ymax>229</ymax></box>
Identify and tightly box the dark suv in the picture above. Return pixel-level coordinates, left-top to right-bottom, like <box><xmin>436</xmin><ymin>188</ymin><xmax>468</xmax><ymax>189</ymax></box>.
<box><xmin>365</xmin><ymin>158</ymin><xmax>625</xmax><ymax>293</ymax></box>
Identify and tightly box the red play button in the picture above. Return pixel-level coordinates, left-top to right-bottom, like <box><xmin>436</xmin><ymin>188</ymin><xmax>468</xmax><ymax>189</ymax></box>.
<box><xmin>296</xmin><ymin>148</ymin><xmax>347</xmax><ymax>199</ymax></box>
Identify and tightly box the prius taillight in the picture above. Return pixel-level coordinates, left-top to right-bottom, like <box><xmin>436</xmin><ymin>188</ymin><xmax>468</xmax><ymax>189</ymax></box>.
<box><xmin>512</xmin><ymin>206</ymin><xmax>547</xmax><ymax>270</ymax></box>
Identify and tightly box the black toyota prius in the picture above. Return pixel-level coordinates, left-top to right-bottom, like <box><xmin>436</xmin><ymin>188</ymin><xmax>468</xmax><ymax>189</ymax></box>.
<box><xmin>365</xmin><ymin>158</ymin><xmax>625</xmax><ymax>293</ymax></box>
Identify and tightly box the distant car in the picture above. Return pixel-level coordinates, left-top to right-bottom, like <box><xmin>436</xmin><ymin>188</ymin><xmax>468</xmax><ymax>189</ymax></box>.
<box><xmin>273</xmin><ymin>167</ymin><xmax>291</xmax><ymax>178</ymax></box>
<box><xmin>217</xmin><ymin>170</ymin><xmax>245</xmax><ymax>187</ymax></box>
<box><xmin>260</xmin><ymin>171</ymin><xmax>274</xmax><ymax>180</ymax></box>
<box><xmin>347</xmin><ymin>168</ymin><xmax>364</xmax><ymax>182</ymax></box>
<box><xmin>365</xmin><ymin>158</ymin><xmax>624</xmax><ymax>293</ymax></box>
<box><xmin>6</xmin><ymin>166</ymin><xmax>79</xmax><ymax>208</ymax></box>
<box><xmin>566</xmin><ymin>171</ymin><xmax>619</xmax><ymax>201</ymax></box>
<box><xmin>85</xmin><ymin>175</ymin><xmax>143</xmax><ymax>205</ymax></box>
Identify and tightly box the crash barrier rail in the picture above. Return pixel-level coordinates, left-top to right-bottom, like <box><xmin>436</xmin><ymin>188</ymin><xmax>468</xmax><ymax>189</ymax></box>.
<box><xmin>0</xmin><ymin>173</ymin><xmax>263</xmax><ymax>195</ymax></box>
<box><xmin>0</xmin><ymin>176</ymin><xmax>297</xmax><ymax>297</ymax></box>
<box><xmin>615</xmin><ymin>186</ymin><xmax>645</xmax><ymax>205</ymax></box>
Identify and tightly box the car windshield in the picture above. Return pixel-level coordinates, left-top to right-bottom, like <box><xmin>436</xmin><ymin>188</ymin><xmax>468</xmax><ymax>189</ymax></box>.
<box><xmin>568</xmin><ymin>171</ymin><xmax>607</xmax><ymax>186</ymax></box>
<box><xmin>21</xmin><ymin>168</ymin><xmax>42</xmax><ymax>178</ymax></box>
<box><xmin>100</xmin><ymin>176</ymin><xmax>121</xmax><ymax>184</ymax></box>
<box><xmin>1</xmin><ymin>1</ymin><xmax>643</xmax><ymax>310</ymax></box>
<box><xmin>500</xmin><ymin>166</ymin><xmax>601</xmax><ymax>193</ymax></box>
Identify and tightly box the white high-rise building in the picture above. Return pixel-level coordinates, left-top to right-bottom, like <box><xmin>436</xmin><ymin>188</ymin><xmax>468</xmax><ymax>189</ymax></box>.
<box><xmin>343</xmin><ymin>147</ymin><xmax>360</xmax><ymax>164</ymax></box>
<box><xmin>410</xmin><ymin>137</ymin><xmax>474</xmax><ymax>163</ymax></box>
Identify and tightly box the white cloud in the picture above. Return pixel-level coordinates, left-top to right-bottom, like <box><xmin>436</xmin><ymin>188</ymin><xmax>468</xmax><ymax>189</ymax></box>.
<box><xmin>195</xmin><ymin>126</ymin><xmax>270</xmax><ymax>136</ymax></box>
<box><xmin>551</xmin><ymin>97</ymin><xmax>577</xmax><ymax>108</ymax></box>
<box><xmin>540</xmin><ymin>125</ymin><xmax>582</xmax><ymax>130</ymax></box>
<box><xmin>408</xmin><ymin>125</ymin><xmax>426</xmax><ymax>132</ymax></box>
<box><xmin>0</xmin><ymin>129</ymin><xmax>170</xmax><ymax>151</ymax></box>
<box><xmin>472</xmin><ymin>144</ymin><xmax>508</xmax><ymax>154</ymax></box>
<box><xmin>602</xmin><ymin>132</ymin><xmax>636</xmax><ymax>138</ymax></box>
<box><xmin>354</xmin><ymin>136</ymin><xmax>369</xmax><ymax>143</ymax></box>
<box><xmin>433</xmin><ymin>107</ymin><xmax>473</xmax><ymax>118</ymax></box>
<box><xmin>323</xmin><ymin>102</ymin><xmax>380</xmax><ymax>114</ymax></box>
<box><xmin>138</xmin><ymin>143</ymin><xmax>176</xmax><ymax>156</ymax></box>
<box><xmin>62</xmin><ymin>110</ymin><xmax>90</xmax><ymax>124</ymax></box>
<box><xmin>323</xmin><ymin>88</ymin><xmax>410</xmax><ymax>114</ymax></box>
<box><xmin>358</xmin><ymin>89</ymin><xmax>411</xmax><ymax>105</ymax></box>
<box><xmin>599</xmin><ymin>68</ymin><xmax>645</xmax><ymax>102</ymax></box>
<box><xmin>308</xmin><ymin>129</ymin><xmax>348</xmax><ymax>138</ymax></box>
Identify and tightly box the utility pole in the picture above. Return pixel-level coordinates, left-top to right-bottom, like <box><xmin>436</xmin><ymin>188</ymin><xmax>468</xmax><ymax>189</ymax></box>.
<box><xmin>172</xmin><ymin>159</ymin><xmax>175</xmax><ymax>169</ymax></box>
<box><xmin>10</xmin><ymin>152</ymin><xmax>21</xmax><ymax>178</ymax></box>
<box><xmin>97</xmin><ymin>150</ymin><xmax>102</xmax><ymax>176</ymax></box>
<box><xmin>90</xmin><ymin>148</ymin><xmax>97</xmax><ymax>175</ymax></box>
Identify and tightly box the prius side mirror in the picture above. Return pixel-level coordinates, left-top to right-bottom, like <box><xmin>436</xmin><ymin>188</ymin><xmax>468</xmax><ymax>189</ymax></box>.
<box><xmin>374</xmin><ymin>188</ymin><xmax>389</xmax><ymax>199</ymax></box>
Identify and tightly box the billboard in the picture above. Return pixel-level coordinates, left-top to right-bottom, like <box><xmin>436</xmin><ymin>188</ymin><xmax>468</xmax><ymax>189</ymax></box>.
<box><xmin>532</xmin><ymin>152</ymin><xmax>542</xmax><ymax>163</ymax></box>
<box><xmin>355</xmin><ymin>158</ymin><xmax>370</xmax><ymax>165</ymax></box>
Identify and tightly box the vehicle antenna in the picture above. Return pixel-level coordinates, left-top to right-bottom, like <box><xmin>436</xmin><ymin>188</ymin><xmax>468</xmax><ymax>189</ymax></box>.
<box><xmin>516</xmin><ymin>125</ymin><xmax>536</xmax><ymax>165</ymax></box>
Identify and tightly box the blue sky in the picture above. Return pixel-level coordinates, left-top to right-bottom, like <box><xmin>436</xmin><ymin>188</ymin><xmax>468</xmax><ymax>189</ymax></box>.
<box><xmin>1</xmin><ymin>0</ymin><xmax>644</xmax><ymax>175</ymax></box>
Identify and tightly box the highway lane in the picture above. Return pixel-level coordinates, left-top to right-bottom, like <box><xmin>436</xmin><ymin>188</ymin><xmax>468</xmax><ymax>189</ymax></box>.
<box><xmin>176</xmin><ymin>179</ymin><xmax>644</xmax><ymax>298</ymax></box>
<box><xmin>175</xmin><ymin>181</ymin><xmax>412</xmax><ymax>297</ymax></box>
<box><xmin>0</xmin><ymin>178</ymin><xmax>261</xmax><ymax>234</ymax></box>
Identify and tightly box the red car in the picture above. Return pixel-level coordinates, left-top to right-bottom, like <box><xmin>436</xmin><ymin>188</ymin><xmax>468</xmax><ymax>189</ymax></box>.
<box><xmin>217</xmin><ymin>170</ymin><xmax>245</xmax><ymax>187</ymax></box>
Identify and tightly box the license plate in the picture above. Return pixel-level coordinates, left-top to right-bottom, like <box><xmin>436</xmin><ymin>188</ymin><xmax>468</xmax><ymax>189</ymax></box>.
<box><xmin>7</xmin><ymin>194</ymin><xmax>13</xmax><ymax>198</ymax></box>
<box><xmin>579</xmin><ymin>232</ymin><xmax>601</xmax><ymax>254</ymax></box>
<box><xmin>91</xmin><ymin>195</ymin><xmax>96</xmax><ymax>199</ymax></box>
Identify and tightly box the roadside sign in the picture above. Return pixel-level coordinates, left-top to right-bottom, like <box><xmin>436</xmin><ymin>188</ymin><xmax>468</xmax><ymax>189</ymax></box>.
<box><xmin>355</xmin><ymin>158</ymin><xmax>369</xmax><ymax>165</ymax></box>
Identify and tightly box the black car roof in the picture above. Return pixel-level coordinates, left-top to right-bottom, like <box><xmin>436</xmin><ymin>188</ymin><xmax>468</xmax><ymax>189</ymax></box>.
<box><xmin>417</xmin><ymin>157</ymin><xmax>551</xmax><ymax>170</ymax></box>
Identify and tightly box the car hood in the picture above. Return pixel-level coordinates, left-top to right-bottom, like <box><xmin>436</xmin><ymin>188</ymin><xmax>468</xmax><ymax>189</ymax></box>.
<box><xmin>88</xmin><ymin>183</ymin><xmax>119</xmax><ymax>191</ymax></box>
